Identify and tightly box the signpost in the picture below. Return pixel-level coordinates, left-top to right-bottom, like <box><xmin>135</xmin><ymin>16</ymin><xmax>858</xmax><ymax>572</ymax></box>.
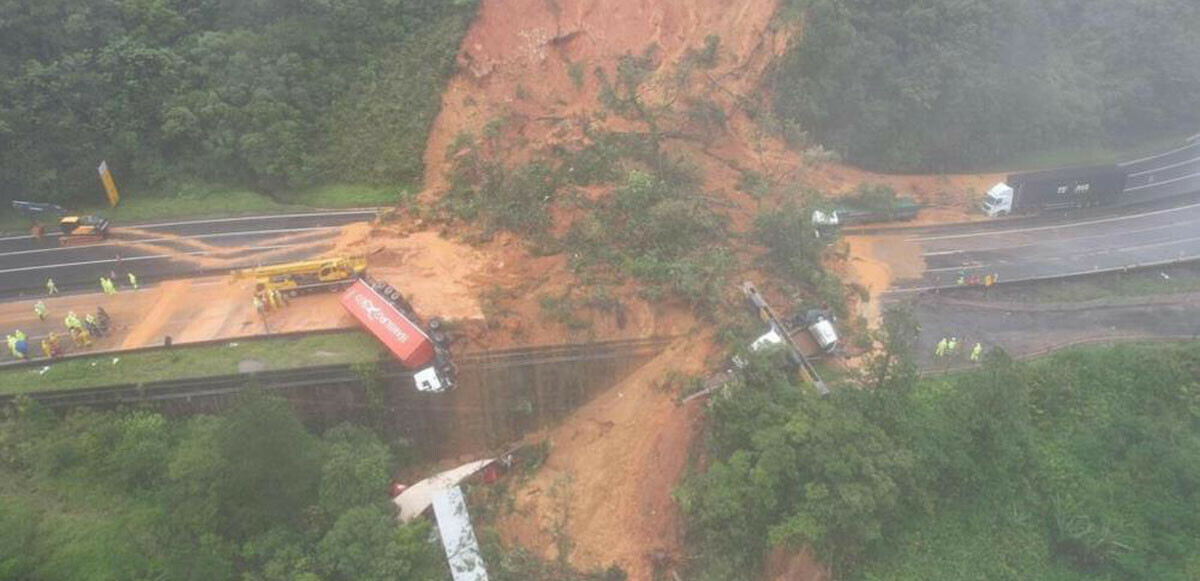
<box><xmin>98</xmin><ymin>161</ymin><xmax>120</xmax><ymax>207</ymax></box>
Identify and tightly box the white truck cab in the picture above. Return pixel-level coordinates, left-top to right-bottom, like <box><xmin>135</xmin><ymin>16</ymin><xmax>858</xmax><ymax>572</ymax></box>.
<box><xmin>981</xmin><ymin>182</ymin><xmax>1014</xmax><ymax>217</ymax></box>
<box><xmin>807</xmin><ymin>317</ymin><xmax>838</xmax><ymax>352</ymax></box>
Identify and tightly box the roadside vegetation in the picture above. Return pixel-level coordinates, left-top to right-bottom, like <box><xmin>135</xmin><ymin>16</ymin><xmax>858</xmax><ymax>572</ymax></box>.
<box><xmin>0</xmin><ymin>391</ymin><xmax>443</xmax><ymax>579</ymax></box>
<box><xmin>0</xmin><ymin>332</ymin><xmax>381</xmax><ymax>394</ymax></box>
<box><xmin>441</xmin><ymin>48</ymin><xmax>844</xmax><ymax>313</ymax></box>
<box><xmin>0</xmin><ymin>183</ymin><xmax>403</xmax><ymax>235</ymax></box>
<box><xmin>679</xmin><ymin>310</ymin><xmax>1200</xmax><ymax>580</ymax></box>
<box><xmin>0</xmin><ymin>0</ymin><xmax>475</xmax><ymax>208</ymax></box>
<box><xmin>966</xmin><ymin>262</ymin><xmax>1200</xmax><ymax>304</ymax></box>
<box><xmin>772</xmin><ymin>0</ymin><xmax>1200</xmax><ymax>172</ymax></box>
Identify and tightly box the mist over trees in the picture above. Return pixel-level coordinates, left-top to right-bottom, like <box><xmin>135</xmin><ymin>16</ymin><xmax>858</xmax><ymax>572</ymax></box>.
<box><xmin>772</xmin><ymin>0</ymin><xmax>1200</xmax><ymax>171</ymax></box>
<box><xmin>0</xmin><ymin>0</ymin><xmax>476</xmax><ymax>205</ymax></box>
<box><xmin>0</xmin><ymin>392</ymin><xmax>444</xmax><ymax>579</ymax></box>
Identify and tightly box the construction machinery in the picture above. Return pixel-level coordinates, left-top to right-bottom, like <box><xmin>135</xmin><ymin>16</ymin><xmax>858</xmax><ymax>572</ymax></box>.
<box><xmin>11</xmin><ymin>201</ymin><xmax>110</xmax><ymax>245</ymax></box>
<box><xmin>231</xmin><ymin>256</ymin><xmax>367</xmax><ymax>297</ymax></box>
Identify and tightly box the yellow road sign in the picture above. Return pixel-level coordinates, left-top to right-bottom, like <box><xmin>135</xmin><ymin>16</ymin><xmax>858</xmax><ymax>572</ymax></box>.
<box><xmin>98</xmin><ymin>161</ymin><xmax>120</xmax><ymax>207</ymax></box>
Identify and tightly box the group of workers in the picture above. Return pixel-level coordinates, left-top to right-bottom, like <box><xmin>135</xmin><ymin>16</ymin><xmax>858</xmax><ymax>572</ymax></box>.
<box><xmin>253</xmin><ymin>287</ymin><xmax>289</xmax><ymax>315</ymax></box>
<box><xmin>6</xmin><ymin>331</ymin><xmax>29</xmax><ymax>359</ymax></box>
<box><xmin>99</xmin><ymin>272</ymin><xmax>137</xmax><ymax>295</ymax></box>
<box><xmin>45</xmin><ymin>272</ymin><xmax>138</xmax><ymax>297</ymax></box>
<box><xmin>62</xmin><ymin>308</ymin><xmax>110</xmax><ymax>347</ymax></box>
<box><xmin>3</xmin><ymin>282</ymin><xmax>122</xmax><ymax>360</ymax></box>
<box><xmin>935</xmin><ymin>336</ymin><xmax>985</xmax><ymax>362</ymax></box>
<box><xmin>955</xmin><ymin>271</ymin><xmax>999</xmax><ymax>296</ymax></box>
<box><xmin>4</xmin><ymin>328</ymin><xmax>63</xmax><ymax>360</ymax></box>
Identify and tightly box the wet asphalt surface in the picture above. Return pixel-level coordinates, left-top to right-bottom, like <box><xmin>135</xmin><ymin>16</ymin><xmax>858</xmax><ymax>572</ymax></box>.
<box><xmin>893</xmin><ymin>291</ymin><xmax>1200</xmax><ymax>370</ymax></box>
<box><xmin>884</xmin><ymin>139</ymin><xmax>1200</xmax><ymax>293</ymax></box>
<box><xmin>0</xmin><ymin>210</ymin><xmax>375</xmax><ymax>298</ymax></box>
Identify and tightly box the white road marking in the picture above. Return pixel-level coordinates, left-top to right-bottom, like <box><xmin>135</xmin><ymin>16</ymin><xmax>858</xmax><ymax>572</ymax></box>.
<box><xmin>923</xmin><ymin>233</ymin><xmax>1200</xmax><ymax>273</ymax></box>
<box><xmin>1121</xmin><ymin>140</ymin><xmax>1200</xmax><ymax>167</ymax></box>
<box><xmin>0</xmin><ymin>242</ymin><xmax>325</xmax><ymax>275</ymax></box>
<box><xmin>1127</xmin><ymin>155</ymin><xmax>1200</xmax><ymax>177</ymax></box>
<box><xmin>0</xmin><ymin>209</ymin><xmax>378</xmax><ymax>242</ymax></box>
<box><xmin>920</xmin><ymin>220</ymin><xmax>1185</xmax><ymax>257</ymax></box>
<box><xmin>1124</xmin><ymin>169</ymin><xmax>1200</xmax><ymax>192</ymax></box>
<box><xmin>907</xmin><ymin>201</ymin><xmax>1200</xmax><ymax>242</ymax></box>
<box><xmin>886</xmin><ymin>252</ymin><xmax>1200</xmax><ymax>294</ymax></box>
<box><xmin>0</xmin><ymin>226</ymin><xmax>340</xmax><ymax>258</ymax></box>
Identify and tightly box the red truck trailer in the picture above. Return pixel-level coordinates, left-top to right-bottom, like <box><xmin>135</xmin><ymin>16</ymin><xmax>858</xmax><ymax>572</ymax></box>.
<box><xmin>339</xmin><ymin>278</ymin><xmax>454</xmax><ymax>392</ymax></box>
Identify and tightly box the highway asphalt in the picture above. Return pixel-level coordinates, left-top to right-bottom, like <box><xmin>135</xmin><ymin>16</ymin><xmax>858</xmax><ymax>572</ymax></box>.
<box><xmin>888</xmin><ymin>200</ymin><xmax>1200</xmax><ymax>292</ymax></box>
<box><xmin>0</xmin><ymin>210</ymin><xmax>376</xmax><ymax>297</ymax></box>
<box><xmin>1120</xmin><ymin>137</ymin><xmax>1200</xmax><ymax>203</ymax></box>
<box><xmin>882</xmin><ymin>138</ymin><xmax>1200</xmax><ymax>293</ymax></box>
<box><xmin>902</xmin><ymin>293</ymin><xmax>1200</xmax><ymax>370</ymax></box>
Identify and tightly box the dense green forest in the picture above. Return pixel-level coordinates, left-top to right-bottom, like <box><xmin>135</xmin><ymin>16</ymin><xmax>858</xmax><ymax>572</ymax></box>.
<box><xmin>772</xmin><ymin>0</ymin><xmax>1200</xmax><ymax>171</ymax></box>
<box><xmin>0</xmin><ymin>392</ymin><xmax>446</xmax><ymax>580</ymax></box>
<box><xmin>678</xmin><ymin>318</ymin><xmax>1200</xmax><ymax>580</ymax></box>
<box><xmin>0</xmin><ymin>0</ymin><xmax>475</xmax><ymax>206</ymax></box>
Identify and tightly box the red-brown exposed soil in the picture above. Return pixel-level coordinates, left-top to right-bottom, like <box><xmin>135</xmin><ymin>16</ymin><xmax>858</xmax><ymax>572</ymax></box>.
<box><xmin>401</xmin><ymin>0</ymin><xmax>1006</xmax><ymax>576</ymax></box>
<box><xmin>494</xmin><ymin>333</ymin><xmax>712</xmax><ymax>579</ymax></box>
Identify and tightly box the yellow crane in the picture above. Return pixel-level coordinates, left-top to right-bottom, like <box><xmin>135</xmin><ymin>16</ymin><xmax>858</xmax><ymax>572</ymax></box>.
<box><xmin>231</xmin><ymin>255</ymin><xmax>367</xmax><ymax>297</ymax></box>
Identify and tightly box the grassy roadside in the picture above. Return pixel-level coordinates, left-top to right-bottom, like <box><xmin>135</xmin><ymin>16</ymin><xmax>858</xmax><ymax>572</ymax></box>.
<box><xmin>979</xmin><ymin>131</ymin><xmax>1193</xmax><ymax>174</ymax></box>
<box><xmin>0</xmin><ymin>183</ymin><xmax>408</xmax><ymax>235</ymax></box>
<box><xmin>0</xmin><ymin>331</ymin><xmax>385</xmax><ymax>394</ymax></box>
<box><xmin>946</xmin><ymin>262</ymin><xmax>1200</xmax><ymax>304</ymax></box>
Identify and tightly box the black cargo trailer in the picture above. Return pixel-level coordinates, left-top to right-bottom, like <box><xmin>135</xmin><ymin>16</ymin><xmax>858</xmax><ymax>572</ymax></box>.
<box><xmin>1005</xmin><ymin>164</ymin><xmax>1128</xmax><ymax>213</ymax></box>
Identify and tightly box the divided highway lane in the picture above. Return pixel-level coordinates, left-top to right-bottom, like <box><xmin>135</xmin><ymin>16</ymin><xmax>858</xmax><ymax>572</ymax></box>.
<box><xmin>1121</xmin><ymin>138</ymin><xmax>1200</xmax><ymax>202</ymax></box>
<box><xmin>885</xmin><ymin>200</ymin><xmax>1200</xmax><ymax>292</ymax></box>
<box><xmin>0</xmin><ymin>210</ymin><xmax>376</xmax><ymax>297</ymax></box>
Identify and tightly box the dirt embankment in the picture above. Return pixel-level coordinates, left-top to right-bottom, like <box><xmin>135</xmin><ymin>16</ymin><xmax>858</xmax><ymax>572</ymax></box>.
<box><xmin>495</xmin><ymin>334</ymin><xmax>712</xmax><ymax>579</ymax></box>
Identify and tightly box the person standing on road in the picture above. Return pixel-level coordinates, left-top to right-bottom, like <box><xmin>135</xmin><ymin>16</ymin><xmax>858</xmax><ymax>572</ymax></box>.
<box><xmin>948</xmin><ymin>337</ymin><xmax>959</xmax><ymax>357</ymax></box>
<box><xmin>6</xmin><ymin>334</ymin><xmax>16</xmax><ymax>358</ymax></box>
<box><xmin>935</xmin><ymin>337</ymin><xmax>948</xmax><ymax>357</ymax></box>
<box><xmin>64</xmin><ymin>311</ymin><xmax>81</xmax><ymax>331</ymax></box>
<box><xmin>127</xmin><ymin>272</ymin><xmax>138</xmax><ymax>289</ymax></box>
<box><xmin>253</xmin><ymin>295</ymin><xmax>265</xmax><ymax>315</ymax></box>
<box><xmin>34</xmin><ymin>300</ymin><xmax>47</xmax><ymax>321</ymax></box>
<box><xmin>99</xmin><ymin>277</ymin><xmax>110</xmax><ymax>295</ymax></box>
<box><xmin>46</xmin><ymin>278</ymin><xmax>58</xmax><ymax>295</ymax></box>
<box><xmin>983</xmin><ymin>274</ymin><xmax>994</xmax><ymax>297</ymax></box>
<box><xmin>84</xmin><ymin>313</ymin><xmax>102</xmax><ymax>338</ymax></box>
<box><xmin>46</xmin><ymin>332</ymin><xmax>61</xmax><ymax>357</ymax></box>
<box><xmin>956</xmin><ymin>271</ymin><xmax>966</xmax><ymax>286</ymax></box>
<box><xmin>970</xmin><ymin>342</ymin><xmax>983</xmax><ymax>362</ymax></box>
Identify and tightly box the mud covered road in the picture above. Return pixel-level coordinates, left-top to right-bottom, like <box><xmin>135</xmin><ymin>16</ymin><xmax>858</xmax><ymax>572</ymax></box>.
<box><xmin>0</xmin><ymin>210</ymin><xmax>376</xmax><ymax>297</ymax></box>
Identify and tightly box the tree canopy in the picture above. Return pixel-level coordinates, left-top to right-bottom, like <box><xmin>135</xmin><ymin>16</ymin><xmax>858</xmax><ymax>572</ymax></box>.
<box><xmin>679</xmin><ymin>314</ymin><xmax>1200</xmax><ymax>579</ymax></box>
<box><xmin>0</xmin><ymin>391</ymin><xmax>443</xmax><ymax>580</ymax></box>
<box><xmin>0</xmin><ymin>0</ymin><xmax>476</xmax><ymax>206</ymax></box>
<box><xmin>772</xmin><ymin>0</ymin><xmax>1200</xmax><ymax>171</ymax></box>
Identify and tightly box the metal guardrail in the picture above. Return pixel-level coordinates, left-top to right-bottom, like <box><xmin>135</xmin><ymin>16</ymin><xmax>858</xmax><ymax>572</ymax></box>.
<box><xmin>0</xmin><ymin>336</ymin><xmax>675</xmax><ymax>409</ymax></box>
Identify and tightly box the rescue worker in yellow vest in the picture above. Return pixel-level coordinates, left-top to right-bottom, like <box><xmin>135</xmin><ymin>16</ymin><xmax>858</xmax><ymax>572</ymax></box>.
<box><xmin>34</xmin><ymin>300</ymin><xmax>47</xmax><ymax>321</ymax></box>
<box><xmin>970</xmin><ymin>342</ymin><xmax>983</xmax><ymax>362</ymax></box>
<box><xmin>935</xmin><ymin>337</ymin><xmax>948</xmax><ymax>357</ymax></box>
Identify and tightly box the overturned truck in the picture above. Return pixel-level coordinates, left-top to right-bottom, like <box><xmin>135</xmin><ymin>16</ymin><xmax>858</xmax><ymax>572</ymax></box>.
<box><xmin>339</xmin><ymin>277</ymin><xmax>455</xmax><ymax>393</ymax></box>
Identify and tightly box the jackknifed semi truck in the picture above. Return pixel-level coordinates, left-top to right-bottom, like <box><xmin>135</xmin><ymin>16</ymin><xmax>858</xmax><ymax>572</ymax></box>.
<box><xmin>340</xmin><ymin>277</ymin><xmax>455</xmax><ymax>393</ymax></box>
<box><xmin>981</xmin><ymin>164</ymin><xmax>1128</xmax><ymax>217</ymax></box>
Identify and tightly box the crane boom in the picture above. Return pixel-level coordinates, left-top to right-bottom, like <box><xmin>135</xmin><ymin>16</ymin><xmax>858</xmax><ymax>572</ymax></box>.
<box><xmin>232</xmin><ymin>256</ymin><xmax>367</xmax><ymax>296</ymax></box>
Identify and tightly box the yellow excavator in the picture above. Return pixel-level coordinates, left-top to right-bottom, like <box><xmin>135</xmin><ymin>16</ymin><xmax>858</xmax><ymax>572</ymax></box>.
<box><xmin>231</xmin><ymin>255</ymin><xmax>367</xmax><ymax>297</ymax></box>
